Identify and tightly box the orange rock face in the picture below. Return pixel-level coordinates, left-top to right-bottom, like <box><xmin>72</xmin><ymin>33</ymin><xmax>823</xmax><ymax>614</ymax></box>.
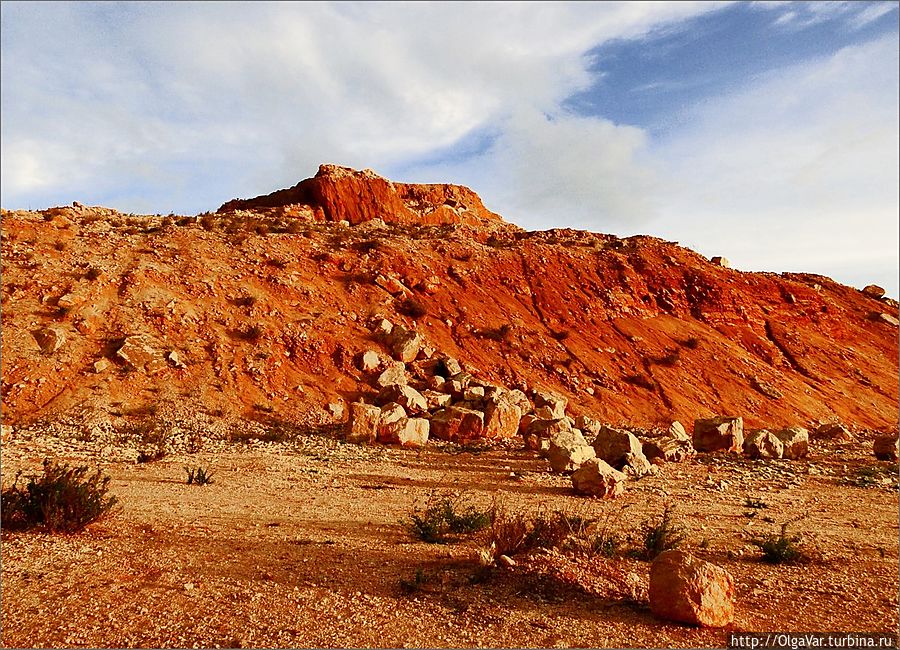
<box><xmin>218</xmin><ymin>164</ymin><xmax>502</xmax><ymax>226</ymax></box>
<box><xmin>1</xmin><ymin>166</ymin><xmax>898</xmax><ymax>432</ymax></box>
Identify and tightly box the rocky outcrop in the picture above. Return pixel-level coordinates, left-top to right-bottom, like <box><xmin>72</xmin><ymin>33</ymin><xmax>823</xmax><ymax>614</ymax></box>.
<box><xmin>218</xmin><ymin>164</ymin><xmax>503</xmax><ymax>226</ymax></box>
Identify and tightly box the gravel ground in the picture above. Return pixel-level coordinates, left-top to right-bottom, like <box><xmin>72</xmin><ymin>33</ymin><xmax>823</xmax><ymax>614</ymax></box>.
<box><xmin>2</xmin><ymin>427</ymin><xmax>897</xmax><ymax>648</ymax></box>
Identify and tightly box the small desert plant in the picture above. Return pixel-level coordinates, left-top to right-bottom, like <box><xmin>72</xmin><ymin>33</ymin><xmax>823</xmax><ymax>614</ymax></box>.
<box><xmin>752</xmin><ymin>517</ymin><xmax>808</xmax><ymax>564</ymax></box>
<box><xmin>638</xmin><ymin>504</ymin><xmax>686</xmax><ymax>560</ymax></box>
<box><xmin>84</xmin><ymin>266</ymin><xmax>103</xmax><ymax>281</ymax></box>
<box><xmin>408</xmin><ymin>492</ymin><xmax>491</xmax><ymax>544</ymax></box>
<box><xmin>1</xmin><ymin>459</ymin><xmax>118</xmax><ymax>533</ymax></box>
<box><xmin>744</xmin><ymin>497</ymin><xmax>769</xmax><ymax>509</ymax></box>
<box><xmin>399</xmin><ymin>297</ymin><xmax>429</xmax><ymax>320</ymax></box>
<box><xmin>136</xmin><ymin>448</ymin><xmax>166</xmax><ymax>464</ymax></box>
<box><xmin>681</xmin><ymin>337</ymin><xmax>701</xmax><ymax>349</ymax></box>
<box><xmin>652</xmin><ymin>350</ymin><xmax>681</xmax><ymax>367</ymax></box>
<box><xmin>185</xmin><ymin>466</ymin><xmax>214</xmax><ymax>485</ymax></box>
<box><xmin>399</xmin><ymin>568</ymin><xmax>432</xmax><ymax>595</ymax></box>
<box><xmin>477</xmin><ymin>324</ymin><xmax>512</xmax><ymax>342</ymax></box>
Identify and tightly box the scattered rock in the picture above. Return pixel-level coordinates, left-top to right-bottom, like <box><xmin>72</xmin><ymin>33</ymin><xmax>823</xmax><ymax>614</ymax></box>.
<box><xmin>812</xmin><ymin>422</ymin><xmax>853</xmax><ymax>442</ymax></box>
<box><xmin>497</xmin><ymin>554</ymin><xmax>516</xmax><ymax>568</ymax></box>
<box><xmin>547</xmin><ymin>429</ymin><xmax>596</xmax><ymax>473</ymax></box>
<box><xmin>875</xmin><ymin>312</ymin><xmax>899</xmax><ymax>327</ymax></box>
<box><xmin>592</xmin><ymin>425</ymin><xmax>644</xmax><ymax>468</ymax></box>
<box><xmin>643</xmin><ymin>437</ymin><xmax>693</xmax><ymax>463</ymax></box>
<box><xmin>874</xmin><ymin>436</ymin><xmax>899</xmax><ymax>462</ymax></box>
<box><xmin>32</xmin><ymin>327</ymin><xmax>66</xmax><ymax>354</ymax></box>
<box><xmin>167</xmin><ymin>350</ymin><xmax>186</xmax><ymax>368</ymax></box>
<box><xmin>649</xmin><ymin>550</ymin><xmax>735</xmax><ymax>627</ymax></box>
<box><xmin>622</xmin><ymin>451</ymin><xmax>656</xmax><ymax>478</ymax></box>
<box><xmin>710</xmin><ymin>256</ymin><xmax>730</xmax><ymax>268</ymax></box>
<box><xmin>377</xmin><ymin>384</ymin><xmax>427</xmax><ymax>415</ymax></box>
<box><xmin>378</xmin><ymin>416</ymin><xmax>430</xmax><ymax>448</ymax></box>
<box><xmin>116</xmin><ymin>335</ymin><xmax>165</xmax><ymax>373</ymax></box>
<box><xmin>571</xmin><ymin>458</ymin><xmax>627</xmax><ymax>498</ymax></box>
<box><xmin>430</xmin><ymin>406</ymin><xmax>484</xmax><ymax>443</ymax></box>
<box><xmin>863</xmin><ymin>284</ymin><xmax>886</xmax><ymax>299</ymax></box>
<box><xmin>774</xmin><ymin>426</ymin><xmax>809</xmax><ymax>459</ymax></box>
<box><xmin>482</xmin><ymin>397</ymin><xmax>522</xmax><ymax>439</ymax></box>
<box><xmin>375</xmin><ymin>361</ymin><xmax>407</xmax><ymax>388</ymax></box>
<box><xmin>422</xmin><ymin>389</ymin><xmax>452</xmax><ymax>410</ymax></box>
<box><xmin>345</xmin><ymin>402</ymin><xmax>382</xmax><ymax>444</ymax></box>
<box><xmin>327</xmin><ymin>402</ymin><xmax>345</xmax><ymax>419</ymax></box>
<box><xmin>693</xmin><ymin>416</ymin><xmax>743</xmax><ymax>453</ymax></box>
<box><xmin>743</xmin><ymin>430</ymin><xmax>784</xmax><ymax>460</ymax></box>
<box><xmin>388</xmin><ymin>326</ymin><xmax>422</xmax><ymax>363</ymax></box>
<box><xmin>358</xmin><ymin>350</ymin><xmax>381</xmax><ymax>372</ymax></box>
<box><xmin>92</xmin><ymin>358</ymin><xmax>111</xmax><ymax>373</ymax></box>
<box><xmin>532</xmin><ymin>389</ymin><xmax>567</xmax><ymax>419</ymax></box>
<box><xmin>575</xmin><ymin>415</ymin><xmax>602</xmax><ymax>435</ymax></box>
<box><xmin>668</xmin><ymin>421</ymin><xmax>690</xmax><ymax>442</ymax></box>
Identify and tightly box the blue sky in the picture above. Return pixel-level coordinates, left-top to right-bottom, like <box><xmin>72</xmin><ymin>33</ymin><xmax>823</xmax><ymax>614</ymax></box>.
<box><xmin>2</xmin><ymin>1</ymin><xmax>898</xmax><ymax>295</ymax></box>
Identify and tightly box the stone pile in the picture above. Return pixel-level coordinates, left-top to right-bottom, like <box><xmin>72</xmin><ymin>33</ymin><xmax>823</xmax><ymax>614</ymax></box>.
<box><xmin>344</xmin><ymin>318</ymin><xmax>530</xmax><ymax>449</ymax></box>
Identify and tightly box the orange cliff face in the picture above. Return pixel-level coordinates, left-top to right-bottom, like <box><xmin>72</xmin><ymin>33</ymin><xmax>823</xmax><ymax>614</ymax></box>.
<box><xmin>218</xmin><ymin>164</ymin><xmax>503</xmax><ymax>226</ymax></box>
<box><xmin>1</xmin><ymin>165</ymin><xmax>898</xmax><ymax>432</ymax></box>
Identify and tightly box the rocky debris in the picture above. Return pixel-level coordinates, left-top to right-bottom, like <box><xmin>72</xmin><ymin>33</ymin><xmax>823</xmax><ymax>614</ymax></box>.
<box><xmin>592</xmin><ymin>425</ymin><xmax>645</xmax><ymax>468</ymax></box>
<box><xmin>710</xmin><ymin>256</ymin><xmax>730</xmax><ymax>268</ymax></box>
<box><xmin>812</xmin><ymin>422</ymin><xmax>853</xmax><ymax>442</ymax></box>
<box><xmin>167</xmin><ymin>350</ymin><xmax>186</xmax><ymax>368</ymax></box>
<box><xmin>482</xmin><ymin>400</ymin><xmax>522</xmax><ymax>438</ymax></box>
<box><xmin>32</xmin><ymin>326</ymin><xmax>66</xmax><ymax>354</ymax></box>
<box><xmin>345</xmin><ymin>402</ymin><xmax>382</xmax><ymax>444</ymax></box>
<box><xmin>1</xmin><ymin>424</ymin><xmax>12</xmax><ymax>443</ymax></box>
<box><xmin>547</xmin><ymin>429</ymin><xmax>596</xmax><ymax>473</ymax></box>
<box><xmin>430</xmin><ymin>406</ymin><xmax>484</xmax><ymax>443</ymax></box>
<box><xmin>375</xmin><ymin>274</ymin><xmax>408</xmax><ymax>296</ymax></box>
<box><xmin>388</xmin><ymin>325</ymin><xmax>422</xmax><ymax>363</ymax></box>
<box><xmin>116</xmin><ymin>335</ymin><xmax>166</xmax><ymax>373</ymax></box>
<box><xmin>375</xmin><ymin>362</ymin><xmax>407</xmax><ymax>388</ymax></box>
<box><xmin>92</xmin><ymin>358</ymin><xmax>111</xmax><ymax>373</ymax></box>
<box><xmin>421</xmin><ymin>389</ymin><xmax>452</xmax><ymax>410</ymax></box>
<box><xmin>643</xmin><ymin>436</ymin><xmax>693</xmax><ymax>463</ymax></box>
<box><xmin>863</xmin><ymin>284</ymin><xmax>886</xmax><ymax>299</ymax></box>
<box><xmin>378</xmin><ymin>416</ymin><xmax>430</xmax><ymax>448</ymax></box>
<box><xmin>358</xmin><ymin>350</ymin><xmax>381</xmax><ymax>372</ymax></box>
<box><xmin>575</xmin><ymin>415</ymin><xmax>602</xmax><ymax>435</ymax></box>
<box><xmin>774</xmin><ymin>426</ymin><xmax>809</xmax><ymax>459</ymax></box>
<box><xmin>464</xmin><ymin>386</ymin><xmax>485</xmax><ymax>401</ymax></box>
<box><xmin>373</xmin><ymin>318</ymin><xmax>393</xmax><ymax>338</ymax></box>
<box><xmin>693</xmin><ymin>416</ymin><xmax>743</xmax><ymax>453</ymax></box>
<box><xmin>873</xmin><ymin>436</ymin><xmax>899</xmax><ymax>462</ymax></box>
<box><xmin>668</xmin><ymin>421</ymin><xmax>690</xmax><ymax>442</ymax></box>
<box><xmin>743</xmin><ymin>429</ymin><xmax>784</xmax><ymax>460</ymax></box>
<box><xmin>524</xmin><ymin>417</ymin><xmax>572</xmax><ymax>455</ymax></box>
<box><xmin>622</xmin><ymin>451</ymin><xmax>656</xmax><ymax>478</ymax></box>
<box><xmin>649</xmin><ymin>550</ymin><xmax>735</xmax><ymax>627</ymax></box>
<box><xmin>751</xmin><ymin>376</ymin><xmax>783</xmax><ymax>400</ymax></box>
<box><xmin>875</xmin><ymin>312</ymin><xmax>899</xmax><ymax>327</ymax></box>
<box><xmin>570</xmin><ymin>458</ymin><xmax>627</xmax><ymax>498</ymax></box>
<box><xmin>439</xmin><ymin>356</ymin><xmax>463</xmax><ymax>377</ymax></box>
<box><xmin>327</xmin><ymin>402</ymin><xmax>345</xmax><ymax>419</ymax></box>
<box><xmin>377</xmin><ymin>403</ymin><xmax>407</xmax><ymax>441</ymax></box>
<box><xmin>376</xmin><ymin>384</ymin><xmax>427</xmax><ymax>415</ymax></box>
<box><xmin>532</xmin><ymin>389</ymin><xmax>567</xmax><ymax>419</ymax></box>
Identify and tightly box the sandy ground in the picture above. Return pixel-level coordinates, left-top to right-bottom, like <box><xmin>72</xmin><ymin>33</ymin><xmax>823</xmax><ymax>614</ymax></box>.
<box><xmin>1</xmin><ymin>429</ymin><xmax>898</xmax><ymax>648</ymax></box>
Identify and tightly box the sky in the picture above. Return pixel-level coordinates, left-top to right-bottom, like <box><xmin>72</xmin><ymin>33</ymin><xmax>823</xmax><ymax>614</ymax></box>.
<box><xmin>2</xmin><ymin>1</ymin><xmax>898</xmax><ymax>295</ymax></box>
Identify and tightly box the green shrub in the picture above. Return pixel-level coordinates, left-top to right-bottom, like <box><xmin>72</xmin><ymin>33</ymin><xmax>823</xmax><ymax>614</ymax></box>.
<box><xmin>408</xmin><ymin>493</ymin><xmax>491</xmax><ymax>544</ymax></box>
<box><xmin>1</xmin><ymin>459</ymin><xmax>117</xmax><ymax>533</ymax></box>
<box><xmin>639</xmin><ymin>504</ymin><xmax>685</xmax><ymax>560</ymax></box>
<box><xmin>185</xmin><ymin>466</ymin><xmax>214</xmax><ymax>485</ymax></box>
<box><xmin>753</xmin><ymin>519</ymin><xmax>807</xmax><ymax>564</ymax></box>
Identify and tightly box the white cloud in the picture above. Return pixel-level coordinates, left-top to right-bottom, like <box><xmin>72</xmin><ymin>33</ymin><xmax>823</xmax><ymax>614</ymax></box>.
<box><xmin>647</xmin><ymin>35</ymin><xmax>899</xmax><ymax>294</ymax></box>
<box><xmin>0</xmin><ymin>1</ymin><xmax>725</xmax><ymax>210</ymax></box>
